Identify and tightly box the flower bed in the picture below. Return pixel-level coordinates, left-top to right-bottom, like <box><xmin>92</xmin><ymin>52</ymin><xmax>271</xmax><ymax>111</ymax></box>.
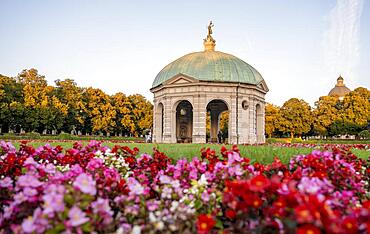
<box><xmin>0</xmin><ymin>141</ymin><xmax>369</xmax><ymax>233</ymax></box>
<box><xmin>271</xmin><ymin>142</ymin><xmax>369</xmax><ymax>150</ymax></box>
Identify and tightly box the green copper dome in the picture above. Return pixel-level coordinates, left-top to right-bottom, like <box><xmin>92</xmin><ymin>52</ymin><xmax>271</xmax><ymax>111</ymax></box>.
<box><xmin>152</xmin><ymin>50</ymin><xmax>264</xmax><ymax>88</ymax></box>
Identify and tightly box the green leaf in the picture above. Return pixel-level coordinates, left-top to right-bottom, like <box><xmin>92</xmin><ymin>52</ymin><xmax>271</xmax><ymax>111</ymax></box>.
<box><xmin>194</xmin><ymin>199</ymin><xmax>202</xmax><ymax>209</ymax></box>
<box><xmin>215</xmin><ymin>218</ymin><xmax>223</xmax><ymax>229</ymax></box>
<box><xmin>45</xmin><ymin>224</ymin><xmax>65</xmax><ymax>234</ymax></box>
<box><xmin>82</xmin><ymin>222</ymin><xmax>92</xmax><ymax>232</ymax></box>
<box><xmin>64</xmin><ymin>194</ymin><xmax>74</xmax><ymax>206</ymax></box>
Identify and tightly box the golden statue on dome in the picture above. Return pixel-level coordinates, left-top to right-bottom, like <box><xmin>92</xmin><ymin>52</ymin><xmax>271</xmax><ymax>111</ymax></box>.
<box><xmin>208</xmin><ymin>21</ymin><xmax>214</xmax><ymax>37</ymax></box>
<box><xmin>206</xmin><ymin>21</ymin><xmax>215</xmax><ymax>42</ymax></box>
<box><xmin>204</xmin><ymin>21</ymin><xmax>216</xmax><ymax>51</ymax></box>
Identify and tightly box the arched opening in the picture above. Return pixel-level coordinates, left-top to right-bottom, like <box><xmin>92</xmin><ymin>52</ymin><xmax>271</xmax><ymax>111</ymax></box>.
<box><xmin>176</xmin><ymin>100</ymin><xmax>193</xmax><ymax>143</ymax></box>
<box><xmin>256</xmin><ymin>104</ymin><xmax>263</xmax><ymax>143</ymax></box>
<box><xmin>156</xmin><ymin>103</ymin><xmax>164</xmax><ymax>142</ymax></box>
<box><xmin>206</xmin><ymin>99</ymin><xmax>229</xmax><ymax>143</ymax></box>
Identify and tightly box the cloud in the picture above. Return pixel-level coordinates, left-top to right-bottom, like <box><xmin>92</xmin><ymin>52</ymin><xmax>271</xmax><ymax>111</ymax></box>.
<box><xmin>323</xmin><ymin>0</ymin><xmax>364</xmax><ymax>82</ymax></box>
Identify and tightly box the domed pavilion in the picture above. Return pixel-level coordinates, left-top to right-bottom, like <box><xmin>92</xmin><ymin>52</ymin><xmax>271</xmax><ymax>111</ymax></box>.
<box><xmin>150</xmin><ymin>22</ymin><xmax>269</xmax><ymax>144</ymax></box>
<box><xmin>328</xmin><ymin>76</ymin><xmax>351</xmax><ymax>100</ymax></box>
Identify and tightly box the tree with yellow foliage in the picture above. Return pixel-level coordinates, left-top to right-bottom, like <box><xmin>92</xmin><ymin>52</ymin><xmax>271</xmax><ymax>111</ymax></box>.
<box><xmin>219</xmin><ymin>111</ymin><xmax>229</xmax><ymax>140</ymax></box>
<box><xmin>277</xmin><ymin>98</ymin><xmax>313</xmax><ymax>138</ymax></box>
<box><xmin>328</xmin><ymin>87</ymin><xmax>370</xmax><ymax>136</ymax></box>
<box><xmin>340</xmin><ymin>87</ymin><xmax>370</xmax><ymax>128</ymax></box>
<box><xmin>84</xmin><ymin>88</ymin><xmax>116</xmax><ymax>134</ymax></box>
<box><xmin>17</xmin><ymin>69</ymin><xmax>68</xmax><ymax>133</ymax></box>
<box><xmin>128</xmin><ymin>94</ymin><xmax>153</xmax><ymax>136</ymax></box>
<box><xmin>112</xmin><ymin>92</ymin><xmax>136</xmax><ymax>136</ymax></box>
<box><xmin>265</xmin><ymin>103</ymin><xmax>280</xmax><ymax>138</ymax></box>
<box><xmin>55</xmin><ymin>79</ymin><xmax>86</xmax><ymax>133</ymax></box>
<box><xmin>312</xmin><ymin>95</ymin><xmax>339</xmax><ymax>136</ymax></box>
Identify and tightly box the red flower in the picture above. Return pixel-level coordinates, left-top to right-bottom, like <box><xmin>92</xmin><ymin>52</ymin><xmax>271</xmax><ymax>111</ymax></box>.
<box><xmin>249</xmin><ymin>174</ymin><xmax>270</xmax><ymax>192</ymax></box>
<box><xmin>243</xmin><ymin>193</ymin><xmax>263</xmax><ymax>208</ymax></box>
<box><xmin>366</xmin><ymin>221</ymin><xmax>370</xmax><ymax>234</ymax></box>
<box><xmin>197</xmin><ymin>214</ymin><xmax>216</xmax><ymax>234</ymax></box>
<box><xmin>294</xmin><ymin>204</ymin><xmax>314</xmax><ymax>224</ymax></box>
<box><xmin>341</xmin><ymin>217</ymin><xmax>358</xmax><ymax>234</ymax></box>
<box><xmin>273</xmin><ymin>197</ymin><xmax>286</xmax><ymax>209</ymax></box>
<box><xmin>297</xmin><ymin>224</ymin><xmax>321</xmax><ymax>234</ymax></box>
<box><xmin>225</xmin><ymin>209</ymin><xmax>236</xmax><ymax>219</ymax></box>
<box><xmin>362</xmin><ymin>200</ymin><xmax>370</xmax><ymax>210</ymax></box>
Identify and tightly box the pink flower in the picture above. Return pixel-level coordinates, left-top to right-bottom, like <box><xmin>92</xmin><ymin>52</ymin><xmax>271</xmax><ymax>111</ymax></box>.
<box><xmin>91</xmin><ymin>198</ymin><xmax>113</xmax><ymax>216</ymax></box>
<box><xmin>201</xmin><ymin>191</ymin><xmax>210</xmax><ymax>202</ymax></box>
<box><xmin>228</xmin><ymin>152</ymin><xmax>242</xmax><ymax>165</ymax></box>
<box><xmin>13</xmin><ymin>192</ymin><xmax>27</xmax><ymax>205</ymax></box>
<box><xmin>23</xmin><ymin>187</ymin><xmax>38</xmax><ymax>197</ymax></box>
<box><xmin>24</xmin><ymin>157</ymin><xmax>39</xmax><ymax>168</ymax></box>
<box><xmin>68</xmin><ymin>206</ymin><xmax>89</xmax><ymax>227</ymax></box>
<box><xmin>0</xmin><ymin>177</ymin><xmax>13</xmax><ymax>188</ymax></box>
<box><xmin>86</xmin><ymin>158</ymin><xmax>103</xmax><ymax>171</ymax></box>
<box><xmin>127</xmin><ymin>177</ymin><xmax>144</xmax><ymax>195</ymax></box>
<box><xmin>45</xmin><ymin>184</ymin><xmax>65</xmax><ymax>195</ymax></box>
<box><xmin>103</xmin><ymin>168</ymin><xmax>120</xmax><ymax>181</ymax></box>
<box><xmin>70</xmin><ymin>164</ymin><xmax>84</xmax><ymax>175</ymax></box>
<box><xmin>159</xmin><ymin>175</ymin><xmax>172</xmax><ymax>184</ymax></box>
<box><xmin>44</xmin><ymin>163</ymin><xmax>56</xmax><ymax>174</ymax></box>
<box><xmin>31</xmin><ymin>208</ymin><xmax>49</xmax><ymax>233</ymax></box>
<box><xmin>146</xmin><ymin>200</ymin><xmax>159</xmax><ymax>211</ymax></box>
<box><xmin>189</xmin><ymin>169</ymin><xmax>198</xmax><ymax>180</ymax></box>
<box><xmin>17</xmin><ymin>174</ymin><xmax>42</xmax><ymax>188</ymax></box>
<box><xmin>73</xmin><ymin>173</ymin><xmax>97</xmax><ymax>196</ymax></box>
<box><xmin>43</xmin><ymin>193</ymin><xmax>65</xmax><ymax>215</ymax></box>
<box><xmin>21</xmin><ymin>216</ymin><xmax>36</xmax><ymax>233</ymax></box>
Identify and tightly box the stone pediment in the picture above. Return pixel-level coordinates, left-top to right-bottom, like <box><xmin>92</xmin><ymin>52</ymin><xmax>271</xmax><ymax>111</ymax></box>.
<box><xmin>163</xmin><ymin>73</ymin><xmax>199</xmax><ymax>86</ymax></box>
<box><xmin>257</xmin><ymin>80</ymin><xmax>269</xmax><ymax>92</ymax></box>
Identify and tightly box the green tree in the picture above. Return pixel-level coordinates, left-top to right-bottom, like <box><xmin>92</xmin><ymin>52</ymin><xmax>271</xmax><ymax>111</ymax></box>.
<box><xmin>0</xmin><ymin>75</ymin><xmax>24</xmax><ymax>132</ymax></box>
<box><xmin>277</xmin><ymin>98</ymin><xmax>313</xmax><ymax>138</ymax></box>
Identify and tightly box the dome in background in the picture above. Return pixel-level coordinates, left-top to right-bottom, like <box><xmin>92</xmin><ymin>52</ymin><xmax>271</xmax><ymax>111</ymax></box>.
<box><xmin>152</xmin><ymin>51</ymin><xmax>264</xmax><ymax>88</ymax></box>
<box><xmin>328</xmin><ymin>76</ymin><xmax>351</xmax><ymax>98</ymax></box>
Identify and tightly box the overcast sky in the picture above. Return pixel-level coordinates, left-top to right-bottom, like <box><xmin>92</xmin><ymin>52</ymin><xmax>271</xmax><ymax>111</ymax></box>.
<box><xmin>0</xmin><ymin>0</ymin><xmax>369</xmax><ymax>106</ymax></box>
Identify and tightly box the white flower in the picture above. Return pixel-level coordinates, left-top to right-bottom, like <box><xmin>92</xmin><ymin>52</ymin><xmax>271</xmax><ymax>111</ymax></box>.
<box><xmin>149</xmin><ymin>212</ymin><xmax>157</xmax><ymax>222</ymax></box>
<box><xmin>155</xmin><ymin>221</ymin><xmax>164</xmax><ymax>230</ymax></box>
<box><xmin>170</xmin><ymin>201</ymin><xmax>179</xmax><ymax>212</ymax></box>
<box><xmin>198</xmin><ymin>174</ymin><xmax>208</xmax><ymax>186</ymax></box>
<box><xmin>95</xmin><ymin>150</ymin><xmax>103</xmax><ymax>157</ymax></box>
<box><xmin>131</xmin><ymin>225</ymin><xmax>141</xmax><ymax>234</ymax></box>
<box><xmin>115</xmin><ymin>227</ymin><xmax>124</xmax><ymax>234</ymax></box>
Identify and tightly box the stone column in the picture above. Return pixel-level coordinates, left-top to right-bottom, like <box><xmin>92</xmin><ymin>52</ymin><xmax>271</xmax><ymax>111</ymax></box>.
<box><xmin>229</xmin><ymin>94</ymin><xmax>238</xmax><ymax>144</ymax></box>
<box><xmin>248</xmin><ymin>98</ymin><xmax>257</xmax><ymax>144</ymax></box>
<box><xmin>163</xmin><ymin>98</ymin><xmax>173</xmax><ymax>143</ymax></box>
<box><xmin>192</xmin><ymin>94</ymin><xmax>206</xmax><ymax>143</ymax></box>
<box><xmin>256</xmin><ymin>103</ymin><xmax>265</xmax><ymax>143</ymax></box>
<box><xmin>210</xmin><ymin>110</ymin><xmax>221</xmax><ymax>142</ymax></box>
<box><xmin>152</xmin><ymin>101</ymin><xmax>158</xmax><ymax>142</ymax></box>
<box><xmin>237</xmin><ymin>96</ymin><xmax>249</xmax><ymax>144</ymax></box>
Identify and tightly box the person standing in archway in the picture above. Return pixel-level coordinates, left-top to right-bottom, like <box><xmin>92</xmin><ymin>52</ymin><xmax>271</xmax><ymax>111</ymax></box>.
<box><xmin>217</xmin><ymin>130</ymin><xmax>223</xmax><ymax>143</ymax></box>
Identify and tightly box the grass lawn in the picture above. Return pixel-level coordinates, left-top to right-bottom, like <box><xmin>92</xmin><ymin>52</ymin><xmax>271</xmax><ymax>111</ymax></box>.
<box><xmin>2</xmin><ymin>140</ymin><xmax>369</xmax><ymax>165</ymax></box>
